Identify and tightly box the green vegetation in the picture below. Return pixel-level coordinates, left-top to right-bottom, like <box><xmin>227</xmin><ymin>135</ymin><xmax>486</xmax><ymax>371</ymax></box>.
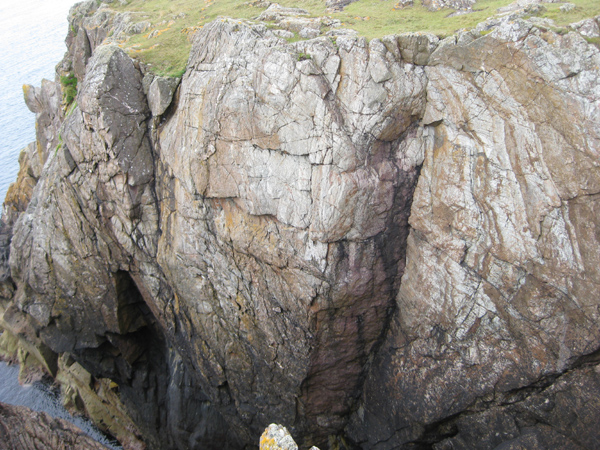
<box><xmin>336</xmin><ymin>0</ymin><xmax>505</xmax><ymax>39</ymax></box>
<box><xmin>336</xmin><ymin>0</ymin><xmax>600</xmax><ymax>39</ymax></box>
<box><xmin>111</xmin><ymin>0</ymin><xmax>600</xmax><ymax>75</ymax></box>
<box><xmin>60</xmin><ymin>73</ymin><xmax>78</xmax><ymax>106</ymax></box>
<box><xmin>538</xmin><ymin>0</ymin><xmax>600</xmax><ymax>27</ymax></box>
<box><xmin>585</xmin><ymin>36</ymin><xmax>600</xmax><ymax>49</ymax></box>
<box><xmin>56</xmin><ymin>133</ymin><xmax>63</xmax><ymax>156</ymax></box>
<box><xmin>112</xmin><ymin>0</ymin><xmax>266</xmax><ymax>75</ymax></box>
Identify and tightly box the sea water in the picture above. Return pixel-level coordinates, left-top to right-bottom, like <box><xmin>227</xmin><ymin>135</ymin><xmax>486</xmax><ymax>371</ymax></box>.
<box><xmin>0</xmin><ymin>0</ymin><xmax>77</xmax><ymax>207</ymax></box>
<box><xmin>0</xmin><ymin>1</ymin><xmax>122</xmax><ymax>447</ymax></box>
<box><xmin>0</xmin><ymin>361</ymin><xmax>121</xmax><ymax>449</ymax></box>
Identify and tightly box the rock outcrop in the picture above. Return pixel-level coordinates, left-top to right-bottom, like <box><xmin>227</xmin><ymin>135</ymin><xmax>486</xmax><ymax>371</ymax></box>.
<box><xmin>0</xmin><ymin>401</ymin><xmax>111</xmax><ymax>450</ymax></box>
<box><xmin>1</xmin><ymin>1</ymin><xmax>600</xmax><ymax>449</ymax></box>
<box><xmin>260</xmin><ymin>424</ymin><xmax>301</xmax><ymax>450</ymax></box>
<box><xmin>422</xmin><ymin>0</ymin><xmax>476</xmax><ymax>11</ymax></box>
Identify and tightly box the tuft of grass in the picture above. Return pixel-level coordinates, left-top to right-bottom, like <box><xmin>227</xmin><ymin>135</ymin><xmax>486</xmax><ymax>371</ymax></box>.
<box><xmin>55</xmin><ymin>132</ymin><xmax>64</xmax><ymax>156</ymax></box>
<box><xmin>585</xmin><ymin>36</ymin><xmax>600</xmax><ymax>49</ymax></box>
<box><xmin>60</xmin><ymin>73</ymin><xmax>78</xmax><ymax>106</ymax></box>
<box><xmin>285</xmin><ymin>32</ymin><xmax>304</xmax><ymax>44</ymax></box>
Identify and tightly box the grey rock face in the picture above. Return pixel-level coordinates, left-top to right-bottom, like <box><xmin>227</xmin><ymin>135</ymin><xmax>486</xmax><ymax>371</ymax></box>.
<box><xmin>147</xmin><ymin>76</ymin><xmax>180</xmax><ymax>117</ymax></box>
<box><xmin>570</xmin><ymin>17</ymin><xmax>600</xmax><ymax>38</ymax></box>
<box><xmin>7</xmin><ymin>41</ymin><xmax>234</xmax><ymax>450</ymax></box>
<box><xmin>22</xmin><ymin>80</ymin><xmax>62</xmax><ymax>158</ymax></box>
<box><xmin>6</xmin><ymin>15</ymin><xmax>427</xmax><ymax>450</ymax></box>
<box><xmin>156</xmin><ymin>20</ymin><xmax>426</xmax><ymax>445</ymax></box>
<box><xmin>0</xmin><ymin>143</ymin><xmax>39</xmax><ymax>287</ymax></box>
<box><xmin>73</xmin><ymin>27</ymin><xmax>92</xmax><ymax>82</ymax></box>
<box><xmin>3</xmin><ymin>8</ymin><xmax>600</xmax><ymax>450</ymax></box>
<box><xmin>349</xmin><ymin>18</ymin><xmax>600</xmax><ymax>450</ymax></box>
<box><xmin>75</xmin><ymin>44</ymin><xmax>154</xmax><ymax>186</ymax></box>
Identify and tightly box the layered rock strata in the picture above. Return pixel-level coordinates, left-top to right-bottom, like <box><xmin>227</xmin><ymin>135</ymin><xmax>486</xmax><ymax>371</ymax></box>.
<box><xmin>1</xmin><ymin>1</ymin><xmax>600</xmax><ymax>449</ymax></box>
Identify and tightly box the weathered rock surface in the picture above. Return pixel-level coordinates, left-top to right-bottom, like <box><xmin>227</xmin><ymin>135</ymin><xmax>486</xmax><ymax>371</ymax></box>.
<box><xmin>22</xmin><ymin>80</ymin><xmax>62</xmax><ymax>160</ymax></box>
<box><xmin>2</xmin><ymin>3</ymin><xmax>600</xmax><ymax>450</ymax></box>
<box><xmin>146</xmin><ymin>76</ymin><xmax>180</xmax><ymax>117</ymax></box>
<box><xmin>422</xmin><ymin>0</ymin><xmax>476</xmax><ymax>11</ymax></box>
<box><xmin>0</xmin><ymin>401</ymin><xmax>111</xmax><ymax>450</ymax></box>
<box><xmin>260</xmin><ymin>424</ymin><xmax>299</xmax><ymax>450</ymax></box>
<box><xmin>256</xmin><ymin>3</ymin><xmax>341</xmax><ymax>35</ymax></box>
<box><xmin>154</xmin><ymin>19</ymin><xmax>425</xmax><ymax>446</ymax></box>
<box><xmin>348</xmin><ymin>18</ymin><xmax>600</xmax><ymax>450</ymax></box>
<box><xmin>570</xmin><ymin>17</ymin><xmax>600</xmax><ymax>37</ymax></box>
<box><xmin>325</xmin><ymin>0</ymin><xmax>360</xmax><ymax>12</ymax></box>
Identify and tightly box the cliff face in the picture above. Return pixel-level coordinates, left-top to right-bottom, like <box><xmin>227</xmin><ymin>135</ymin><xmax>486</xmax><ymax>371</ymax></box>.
<box><xmin>350</xmin><ymin>19</ymin><xmax>600</xmax><ymax>449</ymax></box>
<box><xmin>1</xmin><ymin>1</ymin><xmax>600</xmax><ymax>449</ymax></box>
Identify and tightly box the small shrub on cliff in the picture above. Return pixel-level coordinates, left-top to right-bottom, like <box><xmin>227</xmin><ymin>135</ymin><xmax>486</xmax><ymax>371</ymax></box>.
<box><xmin>60</xmin><ymin>73</ymin><xmax>78</xmax><ymax>106</ymax></box>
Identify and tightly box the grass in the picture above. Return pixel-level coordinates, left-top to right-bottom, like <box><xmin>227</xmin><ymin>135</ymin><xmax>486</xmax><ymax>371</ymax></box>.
<box><xmin>110</xmin><ymin>0</ymin><xmax>600</xmax><ymax>75</ymax></box>
<box><xmin>60</xmin><ymin>73</ymin><xmax>78</xmax><ymax>106</ymax></box>
<box><xmin>112</xmin><ymin>0</ymin><xmax>266</xmax><ymax>75</ymax></box>
<box><xmin>335</xmin><ymin>0</ymin><xmax>508</xmax><ymax>39</ymax></box>
<box><xmin>536</xmin><ymin>0</ymin><xmax>600</xmax><ymax>27</ymax></box>
<box><xmin>585</xmin><ymin>36</ymin><xmax>600</xmax><ymax>49</ymax></box>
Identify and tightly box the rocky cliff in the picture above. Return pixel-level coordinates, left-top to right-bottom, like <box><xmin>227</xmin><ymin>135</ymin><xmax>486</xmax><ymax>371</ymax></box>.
<box><xmin>1</xmin><ymin>1</ymin><xmax>600</xmax><ymax>449</ymax></box>
<box><xmin>0</xmin><ymin>401</ymin><xmax>112</xmax><ymax>450</ymax></box>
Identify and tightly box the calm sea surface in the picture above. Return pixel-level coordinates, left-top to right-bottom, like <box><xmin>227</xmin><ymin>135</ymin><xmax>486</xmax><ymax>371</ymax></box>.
<box><xmin>0</xmin><ymin>1</ymin><xmax>120</xmax><ymax>447</ymax></box>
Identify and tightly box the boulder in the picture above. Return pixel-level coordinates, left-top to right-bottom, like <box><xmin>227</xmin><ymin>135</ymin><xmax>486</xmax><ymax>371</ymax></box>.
<box><xmin>570</xmin><ymin>17</ymin><xmax>600</xmax><ymax>38</ymax></box>
<box><xmin>256</xmin><ymin>3</ymin><xmax>309</xmax><ymax>21</ymax></box>
<box><xmin>422</xmin><ymin>0</ymin><xmax>476</xmax><ymax>11</ymax></box>
<box><xmin>325</xmin><ymin>0</ymin><xmax>360</xmax><ymax>12</ymax></box>
<box><xmin>260</xmin><ymin>424</ymin><xmax>299</xmax><ymax>450</ymax></box>
<box><xmin>299</xmin><ymin>27</ymin><xmax>320</xmax><ymax>39</ymax></box>
<box><xmin>147</xmin><ymin>76</ymin><xmax>180</xmax><ymax>116</ymax></box>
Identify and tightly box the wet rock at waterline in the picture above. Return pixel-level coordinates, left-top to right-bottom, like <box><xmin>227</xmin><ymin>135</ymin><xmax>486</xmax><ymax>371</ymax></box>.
<box><xmin>0</xmin><ymin>401</ymin><xmax>111</xmax><ymax>450</ymax></box>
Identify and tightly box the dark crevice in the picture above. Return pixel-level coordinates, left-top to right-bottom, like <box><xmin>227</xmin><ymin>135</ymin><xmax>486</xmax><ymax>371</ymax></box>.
<box><xmin>69</xmin><ymin>270</ymin><xmax>237</xmax><ymax>450</ymax></box>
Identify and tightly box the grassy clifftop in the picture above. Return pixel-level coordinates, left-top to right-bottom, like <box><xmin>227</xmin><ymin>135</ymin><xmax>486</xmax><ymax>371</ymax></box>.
<box><xmin>110</xmin><ymin>0</ymin><xmax>600</xmax><ymax>75</ymax></box>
